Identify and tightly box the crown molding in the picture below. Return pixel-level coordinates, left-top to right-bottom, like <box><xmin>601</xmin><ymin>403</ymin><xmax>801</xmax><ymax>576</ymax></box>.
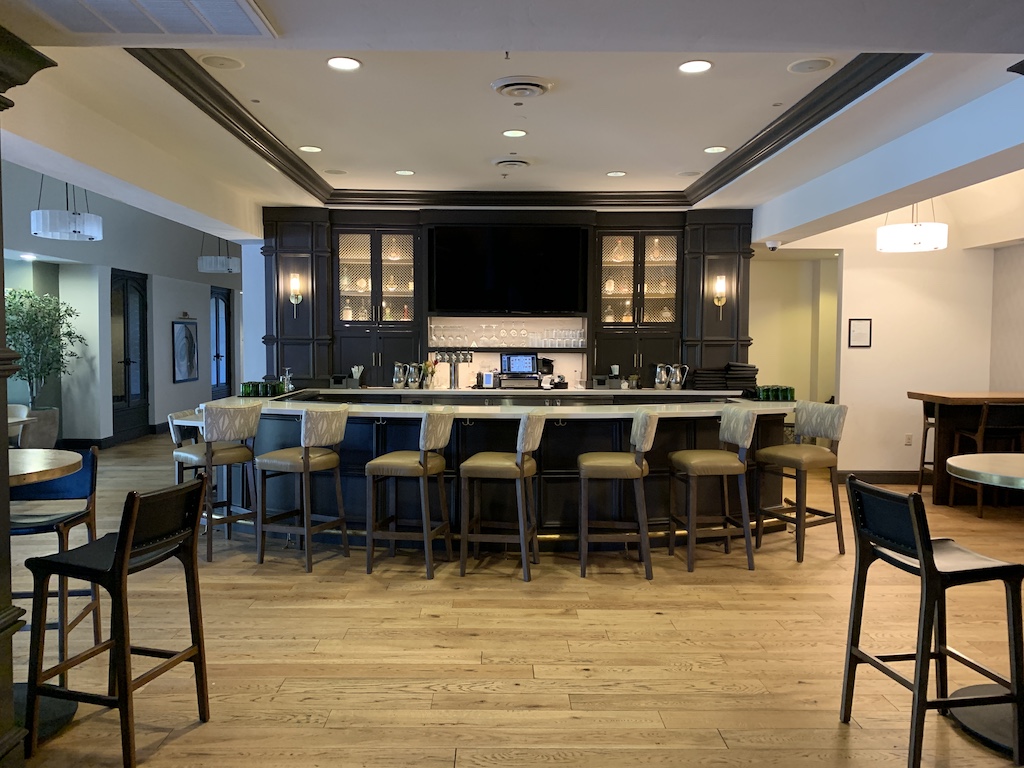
<box><xmin>0</xmin><ymin>25</ymin><xmax>57</xmax><ymax>112</ymax></box>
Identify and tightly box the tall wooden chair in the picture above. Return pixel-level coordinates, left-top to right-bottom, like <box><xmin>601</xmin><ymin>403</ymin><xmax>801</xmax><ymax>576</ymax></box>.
<box><xmin>947</xmin><ymin>402</ymin><xmax>1024</xmax><ymax>517</ymax></box>
<box><xmin>754</xmin><ymin>400</ymin><xmax>848</xmax><ymax>563</ymax></box>
<box><xmin>10</xmin><ymin>446</ymin><xmax>102</xmax><ymax>684</ymax></box>
<box><xmin>459</xmin><ymin>409</ymin><xmax>547</xmax><ymax>582</ymax></box>
<box><xmin>254</xmin><ymin>405</ymin><xmax>351</xmax><ymax>572</ymax></box>
<box><xmin>24</xmin><ymin>475</ymin><xmax>210</xmax><ymax>768</ymax></box>
<box><xmin>842</xmin><ymin>475</ymin><xmax>1024</xmax><ymax>768</ymax></box>
<box><xmin>667</xmin><ymin>404</ymin><xmax>757</xmax><ymax>571</ymax></box>
<box><xmin>578</xmin><ymin>408</ymin><xmax>660</xmax><ymax>580</ymax></box>
<box><xmin>365</xmin><ymin>407</ymin><xmax>455</xmax><ymax>579</ymax></box>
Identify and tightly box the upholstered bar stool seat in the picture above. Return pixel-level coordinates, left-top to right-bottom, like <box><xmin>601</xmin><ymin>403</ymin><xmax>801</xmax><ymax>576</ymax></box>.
<box><xmin>667</xmin><ymin>404</ymin><xmax>757</xmax><ymax>571</ymax></box>
<box><xmin>460</xmin><ymin>410</ymin><xmax>546</xmax><ymax>582</ymax></box>
<box><xmin>199</xmin><ymin>403</ymin><xmax>263</xmax><ymax>562</ymax></box>
<box><xmin>254</xmin><ymin>406</ymin><xmax>350</xmax><ymax>572</ymax></box>
<box><xmin>578</xmin><ymin>408</ymin><xmax>659</xmax><ymax>580</ymax></box>
<box><xmin>366</xmin><ymin>407</ymin><xmax>455</xmax><ymax>580</ymax></box>
<box><xmin>755</xmin><ymin>400</ymin><xmax>848</xmax><ymax>563</ymax></box>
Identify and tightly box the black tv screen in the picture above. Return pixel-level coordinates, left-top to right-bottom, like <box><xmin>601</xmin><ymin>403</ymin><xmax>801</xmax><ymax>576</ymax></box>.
<box><xmin>428</xmin><ymin>225</ymin><xmax>589</xmax><ymax>314</ymax></box>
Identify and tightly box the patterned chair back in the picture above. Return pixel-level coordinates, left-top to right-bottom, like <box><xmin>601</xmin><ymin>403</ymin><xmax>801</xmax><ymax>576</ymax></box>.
<box><xmin>794</xmin><ymin>400</ymin><xmax>848</xmax><ymax>443</ymax></box>
<box><xmin>203</xmin><ymin>403</ymin><xmax>262</xmax><ymax>443</ymax></box>
<box><xmin>629</xmin><ymin>408</ymin><xmax>660</xmax><ymax>454</ymax></box>
<box><xmin>516</xmin><ymin>409</ymin><xmax>547</xmax><ymax>455</ymax></box>
<box><xmin>168</xmin><ymin>408</ymin><xmax>200</xmax><ymax>446</ymax></box>
<box><xmin>419</xmin><ymin>407</ymin><xmax>455</xmax><ymax>452</ymax></box>
<box><xmin>719</xmin><ymin>405</ymin><xmax>758</xmax><ymax>451</ymax></box>
<box><xmin>301</xmin><ymin>406</ymin><xmax>349</xmax><ymax>448</ymax></box>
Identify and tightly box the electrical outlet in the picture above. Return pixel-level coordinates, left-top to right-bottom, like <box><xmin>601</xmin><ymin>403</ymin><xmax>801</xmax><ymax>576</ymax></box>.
<box><xmin>904</xmin><ymin>433</ymin><xmax>913</xmax><ymax>446</ymax></box>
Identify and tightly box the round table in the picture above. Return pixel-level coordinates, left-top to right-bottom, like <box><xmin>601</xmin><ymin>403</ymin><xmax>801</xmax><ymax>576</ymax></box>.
<box><xmin>945</xmin><ymin>452</ymin><xmax>1024</xmax><ymax>757</ymax></box>
<box><xmin>8</xmin><ymin>448</ymin><xmax>84</xmax><ymax>741</ymax></box>
<box><xmin>9</xmin><ymin>449</ymin><xmax>83</xmax><ymax>487</ymax></box>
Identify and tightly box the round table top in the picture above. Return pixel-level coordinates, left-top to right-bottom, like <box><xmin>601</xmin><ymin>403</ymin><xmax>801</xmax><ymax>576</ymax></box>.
<box><xmin>8</xmin><ymin>449</ymin><xmax>83</xmax><ymax>487</ymax></box>
<box><xmin>946</xmin><ymin>453</ymin><xmax>1024</xmax><ymax>490</ymax></box>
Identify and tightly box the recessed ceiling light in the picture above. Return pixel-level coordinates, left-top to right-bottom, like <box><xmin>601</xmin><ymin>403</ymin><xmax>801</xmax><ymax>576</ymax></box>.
<box><xmin>503</xmin><ymin>129</ymin><xmax>527</xmax><ymax>138</ymax></box>
<box><xmin>677</xmin><ymin>170</ymin><xmax>703</xmax><ymax>177</ymax></box>
<box><xmin>704</xmin><ymin>146</ymin><xmax>728</xmax><ymax>154</ymax></box>
<box><xmin>324</xmin><ymin>169</ymin><xmax>347</xmax><ymax>175</ymax></box>
<box><xmin>199</xmin><ymin>54</ymin><xmax>244</xmax><ymax>70</ymax></box>
<box><xmin>327</xmin><ymin>57</ymin><xmax>362</xmax><ymax>71</ymax></box>
<box><xmin>787</xmin><ymin>57</ymin><xmax>835</xmax><ymax>74</ymax></box>
<box><xmin>395</xmin><ymin>170</ymin><xmax>415</xmax><ymax>176</ymax></box>
<box><xmin>606</xmin><ymin>171</ymin><xmax>626</xmax><ymax>177</ymax></box>
<box><xmin>299</xmin><ymin>146</ymin><xmax>322</xmax><ymax>153</ymax></box>
<box><xmin>19</xmin><ymin>254</ymin><xmax>36</xmax><ymax>261</ymax></box>
<box><xmin>679</xmin><ymin>60</ymin><xmax>712</xmax><ymax>74</ymax></box>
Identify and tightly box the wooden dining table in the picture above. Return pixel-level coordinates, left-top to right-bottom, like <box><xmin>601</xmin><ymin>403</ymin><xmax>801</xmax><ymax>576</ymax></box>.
<box><xmin>907</xmin><ymin>391</ymin><xmax>1024</xmax><ymax>503</ymax></box>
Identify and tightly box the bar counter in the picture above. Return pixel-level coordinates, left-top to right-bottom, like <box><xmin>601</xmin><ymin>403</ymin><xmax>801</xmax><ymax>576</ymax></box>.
<box><xmin>195</xmin><ymin>390</ymin><xmax>793</xmax><ymax>547</ymax></box>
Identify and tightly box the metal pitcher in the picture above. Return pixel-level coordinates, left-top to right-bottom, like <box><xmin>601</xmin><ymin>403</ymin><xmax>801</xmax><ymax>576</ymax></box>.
<box><xmin>654</xmin><ymin>363</ymin><xmax>670</xmax><ymax>390</ymax></box>
<box><xmin>669</xmin><ymin>364</ymin><xmax>688</xmax><ymax>390</ymax></box>
<box><xmin>392</xmin><ymin>362</ymin><xmax>410</xmax><ymax>388</ymax></box>
<box><xmin>406</xmin><ymin>363</ymin><xmax>424</xmax><ymax>388</ymax></box>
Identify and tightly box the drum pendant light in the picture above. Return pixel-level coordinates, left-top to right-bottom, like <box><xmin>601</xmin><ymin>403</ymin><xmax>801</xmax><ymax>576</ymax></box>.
<box><xmin>876</xmin><ymin>200</ymin><xmax>948</xmax><ymax>252</ymax></box>
<box><xmin>30</xmin><ymin>176</ymin><xmax>103</xmax><ymax>241</ymax></box>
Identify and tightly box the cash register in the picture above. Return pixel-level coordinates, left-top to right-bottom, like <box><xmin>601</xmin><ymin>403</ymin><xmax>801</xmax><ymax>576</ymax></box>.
<box><xmin>498</xmin><ymin>353</ymin><xmax>540</xmax><ymax>388</ymax></box>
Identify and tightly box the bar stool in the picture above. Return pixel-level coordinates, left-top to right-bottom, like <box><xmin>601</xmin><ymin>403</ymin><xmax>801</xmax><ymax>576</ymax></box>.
<box><xmin>578</xmin><ymin>408</ymin><xmax>659</xmax><ymax>580</ymax></box>
<box><xmin>948</xmin><ymin>402</ymin><xmax>1024</xmax><ymax>517</ymax></box>
<box><xmin>254</xmin><ymin>406</ymin><xmax>351</xmax><ymax>572</ymax></box>
<box><xmin>168</xmin><ymin>408</ymin><xmax>207</xmax><ymax>483</ymax></box>
<box><xmin>199</xmin><ymin>402</ymin><xmax>262</xmax><ymax>562</ymax></box>
<box><xmin>459</xmin><ymin>409</ymin><xmax>547</xmax><ymax>582</ymax></box>
<box><xmin>23</xmin><ymin>475</ymin><xmax>210</xmax><ymax>768</ymax></box>
<box><xmin>667</xmin><ymin>404</ymin><xmax>757</xmax><ymax>571</ymax></box>
<box><xmin>366</xmin><ymin>407</ymin><xmax>455</xmax><ymax>579</ymax></box>
<box><xmin>916</xmin><ymin>400</ymin><xmax>936</xmax><ymax>493</ymax></box>
<box><xmin>754</xmin><ymin>400</ymin><xmax>848</xmax><ymax>563</ymax></box>
<box><xmin>842</xmin><ymin>475</ymin><xmax>1024</xmax><ymax>768</ymax></box>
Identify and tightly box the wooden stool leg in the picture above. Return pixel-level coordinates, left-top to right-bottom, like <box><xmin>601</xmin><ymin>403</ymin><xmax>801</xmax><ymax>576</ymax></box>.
<box><xmin>737</xmin><ymin>472</ymin><xmax>755</xmax><ymax>571</ymax></box>
<box><xmin>365</xmin><ymin>475</ymin><xmax>376</xmax><ymax>574</ymax></box>
<box><xmin>795</xmin><ymin>470</ymin><xmax>807</xmax><ymax>563</ymax></box>
<box><xmin>181</xmin><ymin>547</ymin><xmax>210</xmax><ymax>722</ymax></box>
<box><xmin>667</xmin><ymin>471</ymin><xmax>678</xmax><ymax>556</ymax></box>
<box><xmin>527</xmin><ymin>476</ymin><xmax>540</xmax><ymax>565</ymax></box>
<box><xmin>840</xmin><ymin>551</ymin><xmax>872</xmax><ymax>723</ymax></box>
<box><xmin>516</xmin><ymin>476</ymin><xmax>531</xmax><ymax>582</ymax></box>
<box><xmin>720</xmin><ymin>476</ymin><xmax>732</xmax><ymax>555</ymax></box>
<box><xmin>24</xmin><ymin>572</ymin><xmax>50</xmax><ymax>759</ymax></box>
<box><xmin>459</xmin><ymin>476</ymin><xmax>470</xmax><ymax>576</ymax></box>
<box><xmin>686</xmin><ymin>475</ymin><xmax>697</xmax><ymax>572</ymax></box>
<box><xmin>302</xmin><ymin>468</ymin><xmax>314</xmax><ymax>573</ymax></box>
<box><xmin>579</xmin><ymin>477</ymin><xmax>589</xmax><ymax>578</ymax></box>
<box><xmin>633</xmin><ymin>478</ymin><xmax>653</xmax><ymax>581</ymax></box>
<box><xmin>334</xmin><ymin>466</ymin><xmax>350</xmax><ymax>557</ymax></box>
<box><xmin>909</xmin><ymin>583</ymin><xmax>938</xmax><ymax>768</ymax></box>
<box><xmin>109</xmin><ymin>589</ymin><xmax>137</xmax><ymax>768</ymax></box>
<box><xmin>419</xmin><ymin>475</ymin><xmax>435</xmax><ymax>580</ymax></box>
<box><xmin>830</xmin><ymin>467</ymin><xmax>846</xmax><ymax>554</ymax></box>
<box><xmin>436</xmin><ymin>473</ymin><xmax>453</xmax><ymax>562</ymax></box>
<box><xmin>257</xmin><ymin>469</ymin><xmax>267</xmax><ymax>564</ymax></box>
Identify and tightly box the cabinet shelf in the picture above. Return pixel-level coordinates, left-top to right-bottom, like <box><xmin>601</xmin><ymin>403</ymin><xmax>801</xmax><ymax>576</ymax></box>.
<box><xmin>429</xmin><ymin>345</ymin><xmax>586</xmax><ymax>353</ymax></box>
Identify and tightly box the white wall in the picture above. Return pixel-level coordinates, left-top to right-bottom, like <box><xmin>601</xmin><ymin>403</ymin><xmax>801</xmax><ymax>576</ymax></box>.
<box><xmin>794</xmin><ymin>214</ymin><xmax>993</xmax><ymax>473</ymax></box>
<box><xmin>149</xmin><ymin>276</ymin><xmax>214</xmax><ymax>425</ymax></box>
<box><xmin>991</xmin><ymin>243</ymin><xmax>1024</xmax><ymax>389</ymax></box>
<box><xmin>60</xmin><ymin>264</ymin><xmax>110</xmax><ymax>440</ymax></box>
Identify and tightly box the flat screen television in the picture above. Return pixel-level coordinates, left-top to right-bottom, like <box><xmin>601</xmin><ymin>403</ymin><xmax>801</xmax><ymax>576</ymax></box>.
<box><xmin>428</xmin><ymin>225</ymin><xmax>589</xmax><ymax>314</ymax></box>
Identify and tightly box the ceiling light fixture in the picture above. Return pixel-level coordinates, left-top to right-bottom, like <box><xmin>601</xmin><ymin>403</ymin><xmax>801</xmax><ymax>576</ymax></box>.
<box><xmin>19</xmin><ymin>254</ymin><xmax>36</xmax><ymax>261</ymax></box>
<box><xmin>502</xmin><ymin>129</ymin><xmax>527</xmax><ymax>138</ymax></box>
<box><xmin>704</xmin><ymin>146</ymin><xmax>727</xmax><ymax>154</ymax></box>
<box><xmin>327</xmin><ymin>57</ymin><xmax>361</xmax><ymax>71</ymax></box>
<box><xmin>490</xmin><ymin>76</ymin><xmax>551</xmax><ymax>98</ymax></box>
<box><xmin>678</xmin><ymin>170</ymin><xmax>703</xmax><ymax>177</ymax></box>
<box><xmin>876</xmin><ymin>200</ymin><xmax>948</xmax><ymax>252</ymax></box>
<box><xmin>787</xmin><ymin>58</ymin><xmax>835</xmax><ymax>74</ymax></box>
<box><xmin>197</xmin><ymin>233</ymin><xmax>240</xmax><ymax>273</ymax></box>
<box><xmin>298</xmin><ymin>146</ymin><xmax>322</xmax><ymax>153</ymax></box>
<box><xmin>30</xmin><ymin>177</ymin><xmax>103</xmax><ymax>241</ymax></box>
<box><xmin>395</xmin><ymin>170</ymin><xmax>415</xmax><ymax>176</ymax></box>
<box><xmin>679</xmin><ymin>60</ymin><xmax>712</xmax><ymax>73</ymax></box>
<box><xmin>606</xmin><ymin>171</ymin><xmax>626</xmax><ymax>177</ymax></box>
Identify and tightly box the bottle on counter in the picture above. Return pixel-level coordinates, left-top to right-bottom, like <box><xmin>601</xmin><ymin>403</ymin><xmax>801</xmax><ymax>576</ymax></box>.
<box><xmin>604</xmin><ymin>304</ymin><xmax>615</xmax><ymax>322</ymax></box>
<box><xmin>341</xmin><ymin>266</ymin><xmax>350</xmax><ymax>290</ymax></box>
<box><xmin>342</xmin><ymin>298</ymin><xmax>353</xmax><ymax>321</ymax></box>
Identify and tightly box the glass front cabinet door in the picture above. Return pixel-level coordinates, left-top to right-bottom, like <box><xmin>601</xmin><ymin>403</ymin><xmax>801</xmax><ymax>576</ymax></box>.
<box><xmin>337</xmin><ymin>230</ymin><xmax>416</xmax><ymax>325</ymax></box>
<box><xmin>598</xmin><ymin>232</ymin><xmax>678</xmax><ymax>327</ymax></box>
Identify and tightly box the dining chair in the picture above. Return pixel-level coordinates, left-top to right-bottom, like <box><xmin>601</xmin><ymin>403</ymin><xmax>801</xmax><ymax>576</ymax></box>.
<box><xmin>947</xmin><ymin>401</ymin><xmax>1024</xmax><ymax>517</ymax></box>
<box><xmin>842</xmin><ymin>475</ymin><xmax>1024</xmax><ymax>768</ymax></box>
<box><xmin>8</xmin><ymin>403</ymin><xmax>29</xmax><ymax>446</ymax></box>
<box><xmin>23</xmin><ymin>474</ymin><xmax>210</xmax><ymax>768</ymax></box>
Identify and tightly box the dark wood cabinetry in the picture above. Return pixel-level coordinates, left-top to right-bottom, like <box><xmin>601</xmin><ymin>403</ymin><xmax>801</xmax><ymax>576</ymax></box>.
<box><xmin>594</xmin><ymin>331</ymin><xmax>680</xmax><ymax>387</ymax></box>
<box><xmin>333</xmin><ymin>229</ymin><xmax>422</xmax><ymax>387</ymax></box>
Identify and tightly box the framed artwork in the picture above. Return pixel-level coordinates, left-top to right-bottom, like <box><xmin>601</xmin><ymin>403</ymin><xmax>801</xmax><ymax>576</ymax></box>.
<box><xmin>848</xmin><ymin>318</ymin><xmax>872</xmax><ymax>348</ymax></box>
<box><xmin>172</xmin><ymin>319</ymin><xmax>199</xmax><ymax>383</ymax></box>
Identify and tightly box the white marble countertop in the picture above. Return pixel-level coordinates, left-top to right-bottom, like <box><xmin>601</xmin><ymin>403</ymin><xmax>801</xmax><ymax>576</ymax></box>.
<box><xmin>185</xmin><ymin>392</ymin><xmax>793</xmax><ymax>424</ymax></box>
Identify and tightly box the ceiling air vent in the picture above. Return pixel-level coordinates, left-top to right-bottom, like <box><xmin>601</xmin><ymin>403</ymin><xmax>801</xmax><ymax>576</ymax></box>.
<box><xmin>490</xmin><ymin>76</ymin><xmax>552</xmax><ymax>98</ymax></box>
<box><xmin>493</xmin><ymin>158</ymin><xmax>531</xmax><ymax>169</ymax></box>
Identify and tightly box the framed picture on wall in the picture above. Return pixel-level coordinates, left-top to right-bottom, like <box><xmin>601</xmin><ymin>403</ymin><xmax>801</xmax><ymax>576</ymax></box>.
<box><xmin>172</xmin><ymin>319</ymin><xmax>199</xmax><ymax>383</ymax></box>
<box><xmin>848</xmin><ymin>318</ymin><xmax>872</xmax><ymax>348</ymax></box>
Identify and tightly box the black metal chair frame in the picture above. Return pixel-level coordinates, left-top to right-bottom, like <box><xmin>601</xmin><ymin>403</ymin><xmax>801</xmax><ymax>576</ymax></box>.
<box><xmin>10</xmin><ymin>446</ymin><xmax>102</xmax><ymax>685</ymax></box>
<box><xmin>23</xmin><ymin>474</ymin><xmax>210</xmax><ymax>768</ymax></box>
<box><xmin>842</xmin><ymin>475</ymin><xmax>1024</xmax><ymax>767</ymax></box>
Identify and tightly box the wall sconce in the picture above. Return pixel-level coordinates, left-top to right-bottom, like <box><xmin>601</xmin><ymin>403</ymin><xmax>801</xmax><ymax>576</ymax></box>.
<box><xmin>289</xmin><ymin>273</ymin><xmax>303</xmax><ymax>318</ymax></box>
<box><xmin>713</xmin><ymin>275</ymin><xmax>727</xmax><ymax>320</ymax></box>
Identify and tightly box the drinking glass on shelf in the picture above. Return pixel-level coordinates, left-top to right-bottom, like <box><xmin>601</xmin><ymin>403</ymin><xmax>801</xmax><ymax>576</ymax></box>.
<box><xmin>519</xmin><ymin>323</ymin><xmax>528</xmax><ymax>342</ymax></box>
<box><xmin>488</xmin><ymin>325</ymin><xmax>499</xmax><ymax>346</ymax></box>
<box><xmin>499</xmin><ymin>322</ymin><xmax>508</xmax><ymax>338</ymax></box>
<box><xmin>509</xmin><ymin>325</ymin><xmax>518</xmax><ymax>338</ymax></box>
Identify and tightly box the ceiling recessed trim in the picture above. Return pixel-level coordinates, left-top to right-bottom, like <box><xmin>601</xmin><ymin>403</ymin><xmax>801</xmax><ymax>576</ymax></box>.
<box><xmin>26</xmin><ymin>0</ymin><xmax>278</xmax><ymax>37</ymax></box>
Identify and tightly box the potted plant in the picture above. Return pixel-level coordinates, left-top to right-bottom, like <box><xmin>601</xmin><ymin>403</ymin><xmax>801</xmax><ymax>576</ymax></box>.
<box><xmin>4</xmin><ymin>289</ymin><xmax>87</xmax><ymax>447</ymax></box>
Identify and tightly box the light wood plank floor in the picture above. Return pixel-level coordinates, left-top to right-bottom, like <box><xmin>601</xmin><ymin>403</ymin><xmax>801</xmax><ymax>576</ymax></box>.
<box><xmin>10</xmin><ymin>434</ymin><xmax>1024</xmax><ymax>767</ymax></box>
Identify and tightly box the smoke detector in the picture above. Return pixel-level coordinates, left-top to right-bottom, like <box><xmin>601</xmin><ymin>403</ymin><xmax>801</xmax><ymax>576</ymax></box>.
<box><xmin>490</xmin><ymin>76</ymin><xmax>551</xmax><ymax>98</ymax></box>
<box><xmin>493</xmin><ymin>158</ymin><xmax>531</xmax><ymax>169</ymax></box>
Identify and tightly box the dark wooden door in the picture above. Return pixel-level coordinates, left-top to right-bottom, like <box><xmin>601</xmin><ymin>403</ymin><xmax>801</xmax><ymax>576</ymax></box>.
<box><xmin>594</xmin><ymin>332</ymin><xmax>639</xmax><ymax>379</ymax></box>
<box><xmin>111</xmin><ymin>270</ymin><xmax>149</xmax><ymax>443</ymax></box>
<box><xmin>637</xmin><ymin>334</ymin><xmax>681</xmax><ymax>388</ymax></box>
<box><xmin>333</xmin><ymin>328</ymin><xmax>375</xmax><ymax>386</ymax></box>
<box><xmin>210</xmin><ymin>287</ymin><xmax>232</xmax><ymax>400</ymax></box>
